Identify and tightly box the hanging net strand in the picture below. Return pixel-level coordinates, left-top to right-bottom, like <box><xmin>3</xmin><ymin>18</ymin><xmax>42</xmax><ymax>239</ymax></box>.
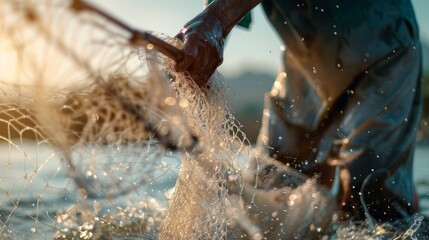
<box><xmin>68</xmin><ymin>0</ymin><xmax>184</xmax><ymax>62</ymax></box>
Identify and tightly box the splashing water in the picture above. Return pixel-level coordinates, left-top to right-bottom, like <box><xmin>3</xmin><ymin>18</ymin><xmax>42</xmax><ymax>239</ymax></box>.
<box><xmin>0</xmin><ymin>0</ymin><xmax>427</xmax><ymax>239</ymax></box>
<box><xmin>334</xmin><ymin>214</ymin><xmax>427</xmax><ymax>240</ymax></box>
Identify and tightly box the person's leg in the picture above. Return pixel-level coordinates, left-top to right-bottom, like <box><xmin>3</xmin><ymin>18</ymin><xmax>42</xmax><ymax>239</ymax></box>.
<box><xmin>327</xmin><ymin>44</ymin><xmax>422</xmax><ymax>221</ymax></box>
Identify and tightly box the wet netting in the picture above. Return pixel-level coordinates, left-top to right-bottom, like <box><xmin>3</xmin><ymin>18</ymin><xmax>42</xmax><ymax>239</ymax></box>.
<box><xmin>0</xmin><ymin>1</ymin><xmax>427</xmax><ymax>239</ymax></box>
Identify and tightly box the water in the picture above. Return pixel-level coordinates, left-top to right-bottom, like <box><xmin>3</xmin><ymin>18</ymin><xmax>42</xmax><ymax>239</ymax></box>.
<box><xmin>415</xmin><ymin>144</ymin><xmax>429</xmax><ymax>215</ymax></box>
<box><xmin>0</xmin><ymin>143</ymin><xmax>428</xmax><ymax>239</ymax></box>
<box><xmin>0</xmin><ymin>142</ymin><xmax>180</xmax><ymax>239</ymax></box>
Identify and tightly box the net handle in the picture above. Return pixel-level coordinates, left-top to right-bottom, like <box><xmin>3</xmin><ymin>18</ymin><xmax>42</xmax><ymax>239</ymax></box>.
<box><xmin>70</xmin><ymin>0</ymin><xmax>184</xmax><ymax>62</ymax></box>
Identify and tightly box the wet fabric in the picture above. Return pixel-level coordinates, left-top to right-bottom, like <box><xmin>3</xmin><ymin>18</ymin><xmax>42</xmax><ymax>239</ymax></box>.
<box><xmin>258</xmin><ymin>0</ymin><xmax>422</xmax><ymax>221</ymax></box>
<box><xmin>206</xmin><ymin>0</ymin><xmax>252</xmax><ymax>29</ymax></box>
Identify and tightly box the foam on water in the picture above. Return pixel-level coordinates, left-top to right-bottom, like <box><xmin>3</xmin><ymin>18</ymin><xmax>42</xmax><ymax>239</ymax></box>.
<box><xmin>335</xmin><ymin>214</ymin><xmax>427</xmax><ymax>239</ymax></box>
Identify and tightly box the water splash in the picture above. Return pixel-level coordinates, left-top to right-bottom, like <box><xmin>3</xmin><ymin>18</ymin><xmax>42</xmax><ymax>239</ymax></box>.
<box><xmin>335</xmin><ymin>214</ymin><xmax>427</xmax><ymax>240</ymax></box>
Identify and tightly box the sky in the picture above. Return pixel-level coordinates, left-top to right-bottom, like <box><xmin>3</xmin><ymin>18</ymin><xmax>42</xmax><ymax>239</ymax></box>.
<box><xmin>91</xmin><ymin>0</ymin><xmax>429</xmax><ymax>77</ymax></box>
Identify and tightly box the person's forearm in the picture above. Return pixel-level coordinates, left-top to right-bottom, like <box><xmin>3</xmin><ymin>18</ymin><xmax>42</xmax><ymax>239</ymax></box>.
<box><xmin>206</xmin><ymin>0</ymin><xmax>261</xmax><ymax>37</ymax></box>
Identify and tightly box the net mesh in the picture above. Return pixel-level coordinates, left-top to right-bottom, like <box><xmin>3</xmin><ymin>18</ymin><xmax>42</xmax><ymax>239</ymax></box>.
<box><xmin>0</xmin><ymin>0</ymin><xmax>248</xmax><ymax>239</ymax></box>
<box><xmin>0</xmin><ymin>0</ymin><xmax>426</xmax><ymax>239</ymax></box>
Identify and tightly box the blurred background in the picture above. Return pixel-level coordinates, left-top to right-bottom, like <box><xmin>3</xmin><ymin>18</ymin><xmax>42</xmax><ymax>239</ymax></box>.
<box><xmin>91</xmin><ymin>0</ymin><xmax>429</xmax><ymax>144</ymax></box>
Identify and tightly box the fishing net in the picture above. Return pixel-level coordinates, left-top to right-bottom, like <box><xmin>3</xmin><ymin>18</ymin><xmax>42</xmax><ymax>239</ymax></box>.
<box><xmin>0</xmin><ymin>0</ymin><xmax>252</xmax><ymax>239</ymax></box>
<box><xmin>0</xmin><ymin>0</ymin><xmax>426</xmax><ymax>239</ymax></box>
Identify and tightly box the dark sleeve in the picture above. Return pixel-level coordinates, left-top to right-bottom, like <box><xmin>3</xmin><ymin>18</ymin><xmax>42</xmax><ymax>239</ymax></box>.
<box><xmin>329</xmin><ymin>44</ymin><xmax>422</xmax><ymax>221</ymax></box>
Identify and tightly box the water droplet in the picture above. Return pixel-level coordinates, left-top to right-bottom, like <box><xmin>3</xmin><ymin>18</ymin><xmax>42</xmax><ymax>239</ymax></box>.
<box><xmin>164</xmin><ymin>97</ymin><xmax>176</xmax><ymax>106</ymax></box>
<box><xmin>146</xmin><ymin>43</ymin><xmax>154</xmax><ymax>50</ymax></box>
<box><xmin>271</xmin><ymin>211</ymin><xmax>278</xmax><ymax>217</ymax></box>
<box><xmin>179</xmin><ymin>99</ymin><xmax>189</xmax><ymax>108</ymax></box>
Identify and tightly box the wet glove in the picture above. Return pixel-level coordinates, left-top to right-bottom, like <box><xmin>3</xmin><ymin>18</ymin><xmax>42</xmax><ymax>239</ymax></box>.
<box><xmin>175</xmin><ymin>10</ymin><xmax>225</xmax><ymax>85</ymax></box>
<box><xmin>175</xmin><ymin>0</ymin><xmax>260</xmax><ymax>85</ymax></box>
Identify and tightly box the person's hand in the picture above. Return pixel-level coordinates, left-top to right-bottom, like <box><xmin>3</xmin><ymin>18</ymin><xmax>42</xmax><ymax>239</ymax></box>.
<box><xmin>175</xmin><ymin>0</ymin><xmax>260</xmax><ymax>85</ymax></box>
<box><xmin>175</xmin><ymin>11</ymin><xmax>225</xmax><ymax>85</ymax></box>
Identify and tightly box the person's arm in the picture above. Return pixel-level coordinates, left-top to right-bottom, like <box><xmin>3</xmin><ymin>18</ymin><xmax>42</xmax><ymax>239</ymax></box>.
<box><xmin>175</xmin><ymin>0</ymin><xmax>261</xmax><ymax>85</ymax></box>
<box><xmin>205</xmin><ymin>0</ymin><xmax>260</xmax><ymax>37</ymax></box>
